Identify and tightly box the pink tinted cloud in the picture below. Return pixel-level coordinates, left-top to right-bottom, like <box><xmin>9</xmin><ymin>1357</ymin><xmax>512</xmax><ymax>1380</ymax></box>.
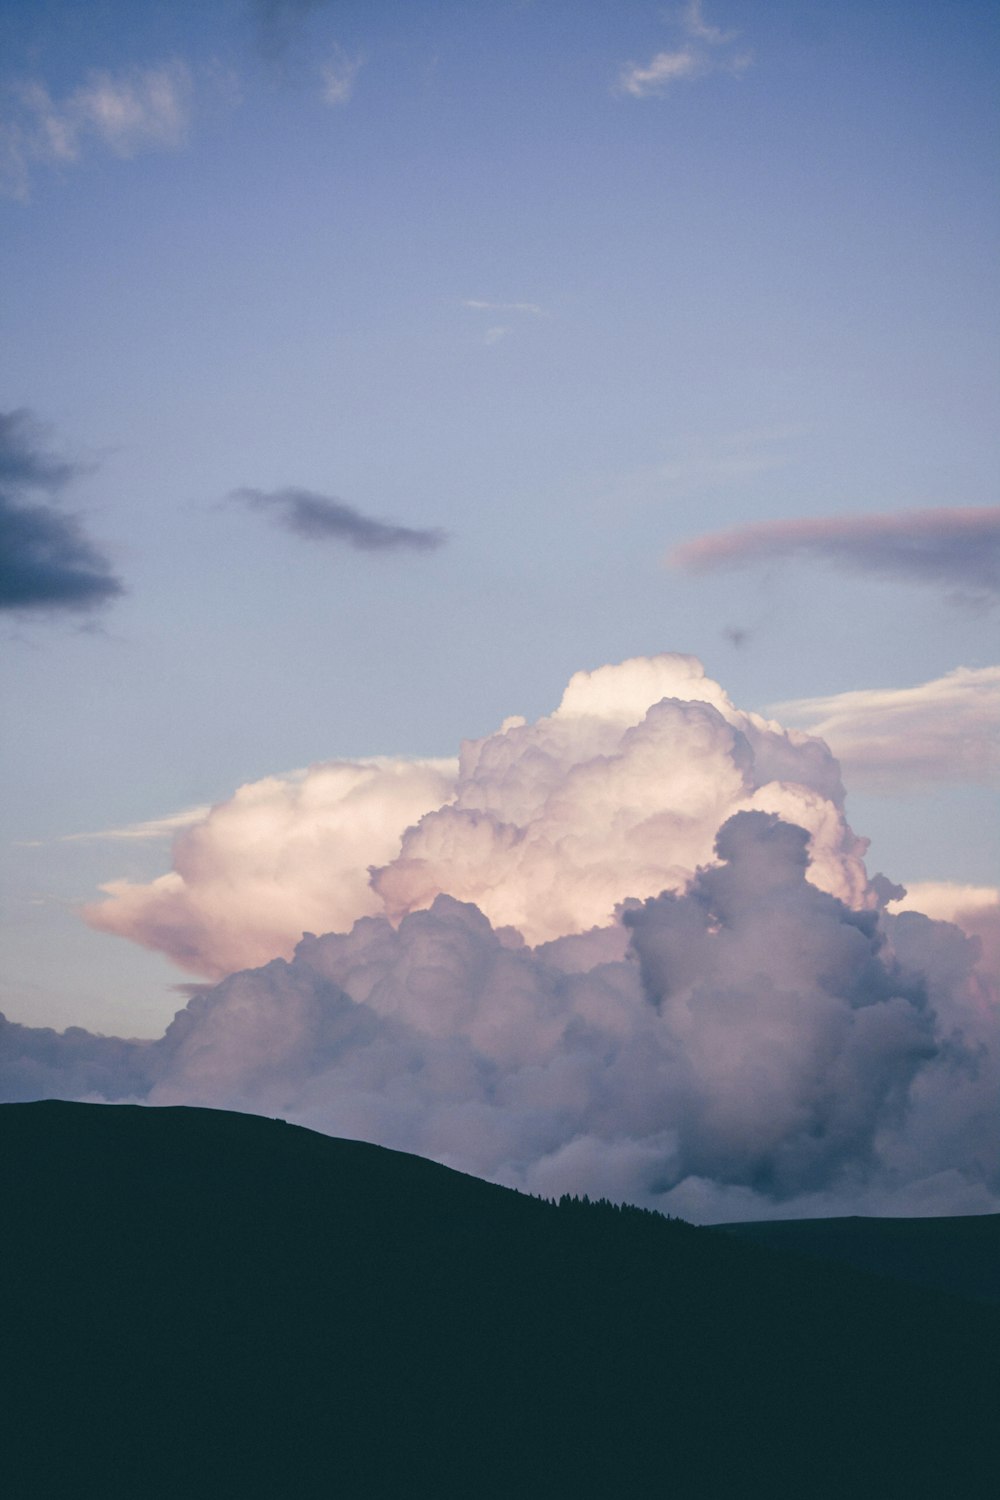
<box><xmin>669</xmin><ymin>506</ymin><xmax>1000</xmax><ymax>598</ymax></box>
<box><xmin>83</xmin><ymin>654</ymin><xmax>869</xmax><ymax>977</ymax></box>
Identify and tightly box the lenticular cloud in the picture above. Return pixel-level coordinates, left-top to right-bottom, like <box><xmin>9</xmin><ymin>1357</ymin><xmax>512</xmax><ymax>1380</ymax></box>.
<box><xmin>85</xmin><ymin>653</ymin><xmax>868</xmax><ymax>972</ymax></box>
<box><xmin>4</xmin><ymin>652</ymin><xmax>998</xmax><ymax>1221</ymax></box>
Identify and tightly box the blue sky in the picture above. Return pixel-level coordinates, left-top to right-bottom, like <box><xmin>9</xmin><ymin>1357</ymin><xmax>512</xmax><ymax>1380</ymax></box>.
<box><xmin>1</xmin><ymin>0</ymin><xmax>997</xmax><ymax>1038</ymax></box>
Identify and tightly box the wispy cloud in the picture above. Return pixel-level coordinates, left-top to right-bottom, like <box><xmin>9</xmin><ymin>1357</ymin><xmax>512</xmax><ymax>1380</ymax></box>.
<box><xmin>1</xmin><ymin>61</ymin><xmax>193</xmax><ymax>197</ymax></box>
<box><xmin>62</xmin><ymin>806</ymin><xmax>213</xmax><ymax>843</ymax></box>
<box><xmin>0</xmin><ymin>410</ymin><xmax>122</xmax><ymax>616</ymax></box>
<box><xmin>232</xmin><ymin>487</ymin><xmax>447</xmax><ymax>553</ymax></box>
<box><xmin>772</xmin><ymin>665</ymin><xmax>1000</xmax><ymax>790</ymax></box>
<box><xmin>618</xmin><ymin>2</ymin><xmax>752</xmax><ymax>98</ymax></box>
<box><xmin>669</xmin><ymin>506</ymin><xmax>1000</xmax><ymax>601</ymax></box>
<box><xmin>463</xmin><ymin>299</ymin><xmax>551</xmax><ymax>347</ymax></box>
<box><xmin>653</xmin><ymin>430</ymin><xmax>793</xmax><ymax>495</ymax></box>
<box><xmin>619</xmin><ymin>49</ymin><xmax>703</xmax><ymax>95</ymax></box>
<box><xmin>320</xmin><ymin>45</ymin><xmax>363</xmax><ymax>106</ymax></box>
<box><xmin>462</xmin><ymin>299</ymin><xmax>551</xmax><ymax>319</ymax></box>
<box><xmin>682</xmin><ymin>0</ymin><xmax>738</xmax><ymax>46</ymax></box>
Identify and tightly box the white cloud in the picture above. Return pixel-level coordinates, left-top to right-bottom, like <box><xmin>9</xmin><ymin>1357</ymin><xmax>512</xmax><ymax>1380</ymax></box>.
<box><xmin>462</xmin><ymin>301</ymin><xmax>550</xmax><ymax>346</ymax></box>
<box><xmin>320</xmin><ymin>47</ymin><xmax>362</xmax><ymax>106</ymax></box>
<box><xmin>84</xmin><ymin>757</ymin><xmax>458</xmax><ymax>978</ymax></box>
<box><xmin>1</xmin><ymin>61</ymin><xmax>193</xmax><ymax>196</ymax></box>
<box><xmin>896</xmin><ymin>882</ymin><xmax>1000</xmax><ymax>922</ymax></box>
<box><xmin>71</xmin><ymin>63</ymin><xmax>193</xmax><ymax>155</ymax></box>
<box><xmin>682</xmin><ymin>0</ymin><xmax>738</xmax><ymax>47</ymax></box>
<box><xmin>772</xmin><ymin>666</ymin><xmax>1000</xmax><ymax>790</ymax></box>
<box><xmin>373</xmin><ymin>653</ymin><xmax>868</xmax><ymax>944</ymax></box>
<box><xmin>462</xmin><ymin>300</ymin><xmax>550</xmax><ymax>318</ymax></box>
<box><xmin>84</xmin><ymin>653</ymin><xmax>869</xmax><ymax>975</ymax></box>
<box><xmin>617</xmin><ymin>5</ymin><xmax>751</xmax><ymax>98</ymax></box>
<box><xmin>618</xmin><ymin>50</ymin><xmax>703</xmax><ymax>97</ymax></box>
<box><xmin>60</xmin><ymin>806</ymin><xmax>213</xmax><ymax>843</ymax></box>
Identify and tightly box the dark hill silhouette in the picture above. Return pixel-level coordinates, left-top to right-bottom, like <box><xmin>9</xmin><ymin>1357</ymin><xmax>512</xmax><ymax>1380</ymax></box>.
<box><xmin>2</xmin><ymin>1101</ymin><xmax>997</xmax><ymax>1499</ymax></box>
<box><xmin>715</xmin><ymin>1212</ymin><xmax>1000</xmax><ymax>1305</ymax></box>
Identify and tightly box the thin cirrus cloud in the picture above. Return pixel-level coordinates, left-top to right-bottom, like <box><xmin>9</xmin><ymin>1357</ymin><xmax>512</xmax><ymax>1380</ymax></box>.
<box><xmin>320</xmin><ymin>45</ymin><xmax>363</xmax><ymax>106</ymax></box>
<box><xmin>462</xmin><ymin>300</ymin><xmax>551</xmax><ymax>347</ymax></box>
<box><xmin>231</xmin><ymin>487</ymin><xmax>448</xmax><ymax>553</ymax></box>
<box><xmin>462</xmin><ymin>300</ymin><xmax>551</xmax><ymax>319</ymax></box>
<box><xmin>773</xmin><ymin>665</ymin><xmax>1000</xmax><ymax>791</ymax></box>
<box><xmin>669</xmin><ymin>506</ymin><xmax>1000</xmax><ymax>601</ymax></box>
<box><xmin>0</xmin><ymin>409</ymin><xmax>123</xmax><ymax>616</ymax></box>
<box><xmin>1</xmin><ymin>61</ymin><xmax>193</xmax><ymax>198</ymax></box>
<box><xmin>62</xmin><ymin>806</ymin><xmax>215</xmax><ymax>843</ymax></box>
<box><xmin>617</xmin><ymin>1</ymin><xmax>751</xmax><ymax>98</ymax></box>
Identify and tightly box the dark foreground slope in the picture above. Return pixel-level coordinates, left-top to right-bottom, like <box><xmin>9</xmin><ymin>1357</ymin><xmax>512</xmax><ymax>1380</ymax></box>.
<box><xmin>2</xmin><ymin>1103</ymin><xmax>997</xmax><ymax>1499</ymax></box>
<box><xmin>715</xmin><ymin>1212</ymin><xmax>1000</xmax><ymax>1305</ymax></box>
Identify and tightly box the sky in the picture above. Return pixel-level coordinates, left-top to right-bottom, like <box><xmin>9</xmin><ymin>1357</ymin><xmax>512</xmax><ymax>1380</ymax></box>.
<box><xmin>1</xmin><ymin>1</ymin><xmax>998</xmax><ymax>1219</ymax></box>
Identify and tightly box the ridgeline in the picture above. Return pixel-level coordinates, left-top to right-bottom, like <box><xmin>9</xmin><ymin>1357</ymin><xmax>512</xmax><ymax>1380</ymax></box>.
<box><xmin>3</xmin><ymin>1101</ymin><xmax>997</xmax><ymax>1498</ymax></box>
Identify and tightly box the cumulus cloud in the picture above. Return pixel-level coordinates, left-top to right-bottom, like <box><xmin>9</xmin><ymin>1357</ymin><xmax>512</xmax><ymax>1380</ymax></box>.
<box><xmin>890</xmin><ymin>883</ymin><xmax>1000</xmax><ymax>987</ymax></box>
<box><xmin>618</xmin><ymin>3</ymin><xmax>751</xmax><ymax>98</ymax></box>
<box><xmin>0</xmin><ymin>410</ymin><xmax>122</xmax><ymax>615</ymax></box>
<box><xmin>84</xmin><ymin>654</ymin><xmax>872</xmax><ymax>976</ymax></box>
<box><xmin>373</xmin><ymin>653</ymin><xmax>869</xmax><ymax>943</ymax></box>
<box><xmin>232</xmin><ymin>487</ymin><xmax>447</xmax><ymax>553</ymax></box>
<box><xmin>7</xmin><ymin>811</ymin><xmax>998</xmax><ymax>1220</ymax></box>
<box><xmin>773</xmin><ymin>666</ymin><xmax>1000</xmax><ymax>790</ymax></box>
<box><xmin>1</xmin><ymin>62</ymin><xmax>192</xmax><ymax>197</ymax></box>
<box><xmin>0</xmin><ymin>1012</ymin><xmax>151</xmax><ymax>1104</ymax></box>
<box><xmin>14</xmin><ymin>652</ymin><xmax>1000</xmax><ymax>1218</ymax></box>
<box><xmin>669</xmin><ymin>506</ymin><xmax>1000</xmax><ymax>602</ymax></box>
<box><xmin>85</xmin><ymin>758</ymin><xmax>458</xmax><ymax>978</ymax></box>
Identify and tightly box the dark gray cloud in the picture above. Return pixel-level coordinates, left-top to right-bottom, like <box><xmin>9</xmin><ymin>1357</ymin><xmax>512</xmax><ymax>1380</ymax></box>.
<box><xmin>0</xmin><ymin>410</ymin><xmax>79</xmax><ymax>491</ymax></box>
<box><xmin>669</xmin><ymin>506</ymin><xmax>1000</xmax><ymax>601</ymax></box>
<box><xmin>0</xmin><ymin>1012</ymin><xmax>150</xmax><ymax>1103</ymax></box>
<box><xmin>0</xmin><ymin>410</ymin><xmax>123</xmax><ymax>615</ymax></box>
<box><xmin>4</xmin><ymin>813</ymin><xmax>997</xmax><ymax>1220</ymax></box>
<box><xmin>233</xmin><ymin>487</ymin><xmax>447</xmax><ymax>553</ymax></box>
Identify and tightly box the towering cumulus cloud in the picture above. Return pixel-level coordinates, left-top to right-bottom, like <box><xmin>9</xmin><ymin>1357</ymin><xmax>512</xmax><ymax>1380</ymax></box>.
<box><xmin>86</xmin><ymin>653</ymin><xmax>868</xmax><ymax>972</ymax></box>
<box><xmin>6</xmin><ymin>652</ymin><xmax>997</xmax><ymax>1220</ymax></box>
